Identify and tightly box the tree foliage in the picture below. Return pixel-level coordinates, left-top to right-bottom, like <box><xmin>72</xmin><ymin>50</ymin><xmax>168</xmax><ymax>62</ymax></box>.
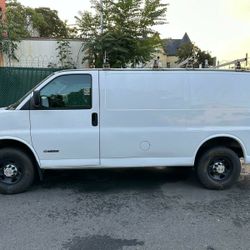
<box><xmin>0</xmin><ymin>0</ymin><xmax>70</xmax><ymax>64</ymax></box>
<box><xmin>2</xmin><ymin>0</ymin><xmax>69</xmax><ymax>38</ymax></box>
<box><xmin>177</xmin><ymin>42</ymin><xmax>213</xmax><ymax>68</ymax></box>
<box><xmin>196</xmin><ymin>50</ymin><xmax>214</xmax><ymax>68</ymax></box>
<box><xmin>33</xmin><ymin>8</ymin><xmax>69</xmax><ymax>38</ymax></box>
<box><xmin>56</xmin><ymin>40</ymin><xmax>75</xmax><ymax>69</ymax></box>
<box><xmin>76</xmin><ymin>0</ymin><xmax>168</xmax><ymax>68</ymax></box>
<box><xmin>0</xmin><ymin>0</ymin><xmax>24</xmax><ymax>63</ymax></box>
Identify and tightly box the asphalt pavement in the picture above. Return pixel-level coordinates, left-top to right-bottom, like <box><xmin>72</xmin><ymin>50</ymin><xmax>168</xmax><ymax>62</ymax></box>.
<box><xmin>0</xmin><ymin>166</ymin><xmax>249</xmax><ymax>250</ymax></box>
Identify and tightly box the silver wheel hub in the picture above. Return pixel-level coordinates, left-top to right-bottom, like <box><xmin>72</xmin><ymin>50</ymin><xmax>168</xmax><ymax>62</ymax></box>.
<box><xmin>3</xmin><ymin>164</ymin><xmax>18</xmax><ymax>177</ymax></box>
<box><xmin>213</xmin><ymin>162</ymin><xmax>225</xmax><ymax>174</ymax></box>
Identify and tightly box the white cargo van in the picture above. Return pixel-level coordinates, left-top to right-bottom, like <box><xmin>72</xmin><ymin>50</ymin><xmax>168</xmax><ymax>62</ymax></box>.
<box><xmin>0</xmin><ymin>69</ymin><xmax>249</xmax><ymax>194</ymax></box>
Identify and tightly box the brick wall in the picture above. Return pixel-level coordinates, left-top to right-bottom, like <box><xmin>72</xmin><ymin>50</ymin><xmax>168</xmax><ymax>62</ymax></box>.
<box><xmin>0</xmin><ymin>0</ymin><xmax>6</xmax><ymax>17</ymax></box>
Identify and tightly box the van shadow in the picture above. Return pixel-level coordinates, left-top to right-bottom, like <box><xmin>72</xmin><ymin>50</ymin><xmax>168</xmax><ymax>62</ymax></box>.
<box><xmin>35</xmin><ymin>167</ymin><xmax>198</xmax><ymax>193</ymax></box>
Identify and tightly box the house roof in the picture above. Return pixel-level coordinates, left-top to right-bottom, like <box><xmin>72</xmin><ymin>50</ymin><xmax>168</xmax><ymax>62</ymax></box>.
<box><xmin>163</xmin><ymin>33</ymin><xmax>191</xmax><ymax>56</ymax></box>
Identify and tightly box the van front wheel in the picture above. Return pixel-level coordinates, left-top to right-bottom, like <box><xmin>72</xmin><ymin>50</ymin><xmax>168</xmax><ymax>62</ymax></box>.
<box><xmin>196</xmin><ymin>147</ymin><xmax>241</xmax><ymax>190</ymax></box>
<box><xmin>0</xmin><ymin>148</ymin><xmax>35</xmax><ymax>194</ymax></box>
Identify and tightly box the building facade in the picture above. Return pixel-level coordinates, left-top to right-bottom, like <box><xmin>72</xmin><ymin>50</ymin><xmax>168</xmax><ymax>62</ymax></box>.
<box><xmin>145</xmin><ymin>33</ymin><xmax>192</xmax><ymax>68</ymax></box>
<box><xmin>162</xmin><ymin>33</ymin><xmax>191</xmax><ymax>68</ymax></box>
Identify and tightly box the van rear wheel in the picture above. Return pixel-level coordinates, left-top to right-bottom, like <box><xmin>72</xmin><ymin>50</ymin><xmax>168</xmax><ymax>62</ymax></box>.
<box><xmin>0</xmin><ymin>148</ymin><xmax>35</xmax><ymax>194</ymax></box>
<box><xmin>196</xmin><ymin>147</ymin><xmax>241</xmax><ymax>190</ymax></box>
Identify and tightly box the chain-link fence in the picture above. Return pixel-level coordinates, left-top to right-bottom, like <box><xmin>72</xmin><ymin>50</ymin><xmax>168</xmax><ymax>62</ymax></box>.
<box><xmin>0</xmin><ymin>67</ymin><xmax>60</xmax><ymax>107</ymax></box>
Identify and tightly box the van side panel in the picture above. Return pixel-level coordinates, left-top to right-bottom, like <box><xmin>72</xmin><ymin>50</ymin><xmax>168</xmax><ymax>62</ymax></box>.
<box><xmin>187</xmin><ymin>72</ymin><xmax>250</xmax><ymax>161</ymax></box>
<box><xmin>100</xmin><ymin>71</ymin><xmax>250</xmax><ymax>167</ymax></box>
<box><xmin>0</xmin><ymin>111</ymin><xmax>32</xmax><ymax>146</ymax></box>
<box><xmin>99</xmin><ymin>71</ymin><xmax>193</xmax><ymax>167</ymax></box>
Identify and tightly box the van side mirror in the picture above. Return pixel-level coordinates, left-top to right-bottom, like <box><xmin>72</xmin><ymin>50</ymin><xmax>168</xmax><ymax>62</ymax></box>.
<box><xmin>32</xmin><ymin>91</ymin><xmax>41</xmax><ymax>108</ymax></box>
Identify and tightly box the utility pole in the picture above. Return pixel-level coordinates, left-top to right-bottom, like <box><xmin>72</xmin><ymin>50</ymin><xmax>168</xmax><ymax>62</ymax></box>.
<box><xmin>100</xmin><ymin>0</ymin><xmax>109</xmax><ymax>67</ymax></box>
<box><xmin>100</xmin><ymin>0</ymin><xmax>104</xmax><ymax>34</ymax></box>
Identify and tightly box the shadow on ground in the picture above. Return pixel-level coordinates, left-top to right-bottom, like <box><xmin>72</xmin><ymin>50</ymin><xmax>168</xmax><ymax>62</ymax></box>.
<box><xmin>62</xmin><ymin>235</ymin><xmax>144</xmax><ymax>250</ymax></box>
<box><xmin>34</xmin><ymin>167</ymin><xmax>197</xmax><ymax>193</ymax></box>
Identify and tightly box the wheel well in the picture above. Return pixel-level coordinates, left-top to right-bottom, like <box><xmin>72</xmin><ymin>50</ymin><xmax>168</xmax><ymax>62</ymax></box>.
<box><xmin>0</xmin><ymin>139</ymin><xmax>42</xmax><ymax>180</ymax></box>
<box><xmin>195</xmin><ymin>137</ymin><xmax>244</xmax><ymax>165</ymax></box>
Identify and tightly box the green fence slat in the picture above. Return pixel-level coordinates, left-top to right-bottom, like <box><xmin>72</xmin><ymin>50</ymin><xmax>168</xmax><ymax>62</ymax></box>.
<box><xmin>0</xmin><ymin>67</ymin><xmax>60</xmax><ymax>107</ymax></box>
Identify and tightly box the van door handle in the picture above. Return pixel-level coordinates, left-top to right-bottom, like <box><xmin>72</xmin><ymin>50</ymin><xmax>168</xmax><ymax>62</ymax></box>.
<box><xmin>92</xmin><ymin>113</ymin><xmax>98</xmax><ymax>126</ymax></box>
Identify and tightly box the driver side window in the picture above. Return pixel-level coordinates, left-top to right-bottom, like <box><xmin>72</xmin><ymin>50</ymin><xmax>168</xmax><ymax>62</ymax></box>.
<box><xmin>40</xmin><ymin>74</ymin><xmax>92</xmax><ymax>109</ymax></box>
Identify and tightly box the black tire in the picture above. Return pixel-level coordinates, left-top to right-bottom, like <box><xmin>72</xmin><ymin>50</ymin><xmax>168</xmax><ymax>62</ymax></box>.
<box><xmin>0</xmin><ymin>148</ymin><xmax>35</xmax><ymax>194</ymax></box>
<box><xmin>196</xmin><ymin>147</ymin><xmax>241</xmax><ymax>190</ymax></box>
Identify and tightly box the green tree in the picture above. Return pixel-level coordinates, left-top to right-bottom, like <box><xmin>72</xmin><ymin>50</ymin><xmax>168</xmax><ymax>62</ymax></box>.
<box><xmin>0</xmin><ymin>0</ymin><xmax>25</xmax><ymax>64</ymax></box>
<box><xmin>33</xmin><ymin>8</ymin><xmax>69</xmax><ymax>38</ymax></box>
<box><xmin>196</xmin><ymin>50</ymin><xmax>213</xmax><ymax>68</ymax></box>
<box><xmin>177</xmin><ymin>42</ymin><xmax>213</xmax><ymax>68</ymax></box>
<box><xmin>1</xmin><ymin>0</ymin><xmax>71</xmax><ymax>64</ymax></box>
<box><xmin>76</xmin><ymin>0</ymin><xmax>168</xmax><ymax>68</ymax></box>
<box><xmin>177</xmin><ymin>43</ymin><xmax>198</xmax><ymax>63</ymax></box>
<box><xmin>5</xmin><ymin>0</ymin><xmax>29</xmax><ymax>38</ymax></box>
<box><xmin>56</xmin><ymin>40</ymin><xmax>75</xmax><ymax>68</ymax></box>
<box><xmin>3</xmin><ymin>1</ymin><xmax>69</xmax><ymax>38</ymax></box>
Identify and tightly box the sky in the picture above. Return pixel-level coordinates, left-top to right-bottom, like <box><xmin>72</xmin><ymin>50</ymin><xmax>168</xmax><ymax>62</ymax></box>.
<box><xmin>19</xmin><ymin>0</ymin><xmax>250</xmax><ymax>63</ymax></box>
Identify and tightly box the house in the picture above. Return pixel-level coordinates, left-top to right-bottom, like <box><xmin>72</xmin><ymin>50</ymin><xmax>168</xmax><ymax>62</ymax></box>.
<box><xmin>145</xmin><ymin>33</ymin><xmax>192</xmax><ymax>68</ymax></box>
<box><xmin>162</xmin><ymin>33</ymin><xmax>192</xmax><ymax>68</ymax></box>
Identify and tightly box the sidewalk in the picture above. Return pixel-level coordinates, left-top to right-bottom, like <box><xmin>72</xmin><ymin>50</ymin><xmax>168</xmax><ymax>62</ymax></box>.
<box><xmin>242</xmin><ymin>164</ymin><xmax>250</xmax><ymax>175</ymax></box>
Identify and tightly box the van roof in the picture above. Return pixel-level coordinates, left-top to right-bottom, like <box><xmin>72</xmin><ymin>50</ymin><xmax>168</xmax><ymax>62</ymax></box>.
<box><xmin>56</xmin><ymin>68</ymin><xmax>250</xmax><ymax>74</ymax></box>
